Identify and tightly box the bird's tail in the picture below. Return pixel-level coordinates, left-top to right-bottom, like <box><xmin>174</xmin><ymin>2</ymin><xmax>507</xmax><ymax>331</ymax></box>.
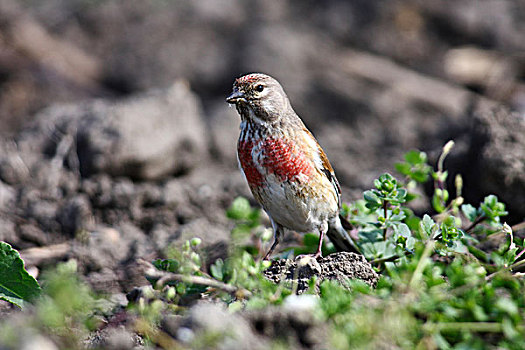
<box><xmin>326</xmin><ymin>215</ymin><xmax>361</xmax><ymax>254</ymax></box>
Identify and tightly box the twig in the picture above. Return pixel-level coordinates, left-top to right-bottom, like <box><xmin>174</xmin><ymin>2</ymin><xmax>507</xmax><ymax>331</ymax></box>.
<box><xmin>514</xmin><ymin>248</ymin><xmax>525</xmax><ymax>262</ymax></box>
<box><xmin>485</xmin><ymin>258</ymin><xmax>525</xmax><ymax>281</ymax></box>
<box><xmin>464</xmin><ymin>215</ymin><xmax>486</xmax><ymax>233</ymax></box>
<box><xmin>20</xmin><ymin>243</ymin><xmax>70</xmax><ymax>266</ymax></box>
<box><xmin>139</xmin><ymin>259</ymin><xmax>252</xmax><ymax>298</ymax></box>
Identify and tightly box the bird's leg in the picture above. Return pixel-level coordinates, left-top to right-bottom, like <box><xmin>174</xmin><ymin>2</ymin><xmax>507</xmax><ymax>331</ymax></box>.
<box><xmin>263</xmin><ymin>220</ymin><xmax>283</xmax><ymax>260</ymax></box>
<box><xmin>312</xmin><ymin>222</ymin><xmax>328</xmax><ymax>259</ymax></box>
<box><xmin>296</xmin><ymin>222</ymin><xmax>328</xmax><ymax>261</ymax></box>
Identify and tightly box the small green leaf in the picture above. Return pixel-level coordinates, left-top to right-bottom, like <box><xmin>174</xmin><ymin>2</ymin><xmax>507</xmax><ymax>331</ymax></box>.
<box><xmin>395</xmin><ymin>189</ymin><xmax>407</xmax><ymax>203</ymax></box>
<box><xmin>227</xmin><ymin>197</ymin><xmax>253</xmax><ymax>220</ymax></box>
<box><xmin>152</xmin><ymin>259</ymin><xmax>180</xmax><ymax>273</ymax></box>
<box><xmin>190</xmin><ymin>237</ymin><xmax>202</xmax><ymax>247</ymax></box>
<box><xmin>411</xmin><ymin>171</ymin><xmax>429</xmax><ymax>183</ymax></box>
<box><xmin>432</xmin><ymin>193</ymin><xmax>445</xmax><ymax>213</ymax></box>
<box><xmin>210</xmin><ymin>259</ymin><xmax>224</xmax><ymax>281</ymax></box>
<box><xmin>420</xmin><ymin>215</ymin><xmax>437</xmax><ymax>238</ymax></box>
<box><xmin>0</xmin><ymin>242</ymin><xmax>41</xmax><ymax>308</ymax></box>
<box><xmin>496</xmin><ymin>298</ymin><xmax>518</xmax><ymax>317</ymax></box>
<box><xmin>405</xmin><ymin>150</ymin><xmax>426</xmax><ymax>164</ymax></box>
<box><xmin>363</xmin><ymin>190</ymin><xmax>381</xmax><ymax>210</ymax></box>
<box><xmin>394</xmin><ymin>162</ymin><xmax>411</xmax><ymax>175</ymax></box>
<box><xmin>480</xmin><ymin>195</ymin><xmax>508</xmax><ymax>224</ymax></box>
<box><xmin>461</xmin><ymin>204</ymin><xmax>478</xmax><ymax>222</ymax></box>
<box><xmin>394</xmin><ymin>223</ymin><xmax>411</xmax><ymax>239</ymax></box>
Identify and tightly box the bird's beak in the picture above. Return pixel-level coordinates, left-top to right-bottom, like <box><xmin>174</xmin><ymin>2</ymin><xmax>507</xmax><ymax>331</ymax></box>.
<box><xmin>226</xmin><ymin>90</ymin><xmax>246</xmax><ymax>104</ymax></box>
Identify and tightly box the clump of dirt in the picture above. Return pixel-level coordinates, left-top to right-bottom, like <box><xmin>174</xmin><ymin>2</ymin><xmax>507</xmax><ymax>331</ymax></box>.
<box><xmin>264</xmin><ymin>252</ymin><xmax>379</xmax><ymax>294</ymax></box>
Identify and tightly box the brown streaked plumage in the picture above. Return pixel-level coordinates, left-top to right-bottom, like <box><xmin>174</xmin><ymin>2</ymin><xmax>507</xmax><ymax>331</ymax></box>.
<box><xmin>226</xmin><ymin>73</ymin><xmax>360</xmax><ymax>259</ymax></box>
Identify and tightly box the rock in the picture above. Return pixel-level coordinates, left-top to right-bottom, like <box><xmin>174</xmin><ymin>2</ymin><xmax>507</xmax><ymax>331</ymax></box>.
<box><xmin>244</xmin><ymin>304</ymin><xmax>328</xmax><ymax>349</ymax></box>
<box><xmin>85</xmin><ymin>268</ymin><xmax>122</xmax><ymax>294</ymax></box>
<box><xmin>57</xmin><ymin>194</ymin><xmax>93</xmax><ymax>235</ymax></box>
<box><xmin>264</xmin><ymin>252</ymin><xmax>379</xmax><ymax>294</ymax></box>
<box><xmin>76</xmin><ymin>81</ymin><xmax>208</xmax><ymax>180</ymax></box>
<box><xmin>11</xmin><ymin>80</ymin><xmax>208</xmax><ymax>182</ymax></box>
<box><xmin>17</xmin><ymin>224</ymin><xmax>49</xmax><ymax>247</ymax></box>
<box><xmin>20</xmin><ymin>335</ymin><xmax>58</xmax><ymax>350</ymax></box>
<box><xmin>0</xmin><ymin>143</ymin><xmax>31</xmax><ymax>186</ymax></box>
<box><xmin>177</xmin><ymin>302</ymin><xmax>268</xmax><ymax>350</ymax></box>
<box><xmin>73</xmin><ymin>223</ymin><xmax>150</xmax><ymax>273</ymax></box>
<box><xmin>0</xmin><ymin>217</ymin><xmax>17</xmax><ymax>244</ymax></box>
<box><xmin>465</xmin><ymin>105</ymin><xmax>525</xmax><ymax>221</ymax></box>
<box><xmin>97</xmin><ymin>326</ymin><xmax>138</xmax><ymax>350</ymax></box>
<box><xmin>24</xmin><ymin>199</ymin><xmax>60</xmax><ymax>234</ymax></box>
<box><xmin>207</xmin><ymin>99</ymin><xmax>240</xmax><ymax>165</ymax></box>
<box><xmin>86</xmin><ymin>325</ymin><xmax>144</xmax><ymax>350</ymax></box>
<box><xmin>177</xmin><ymin>217</ymin><xmax>230</xmax><ymax>246</ymax></box>
<box><xmin>0</xmin><ymin>180</ymin><xmax>15</xmax><ymax>210</ymax></box>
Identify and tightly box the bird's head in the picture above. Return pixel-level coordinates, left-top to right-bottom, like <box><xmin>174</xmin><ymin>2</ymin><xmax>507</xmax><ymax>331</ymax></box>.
<box><xmin>226</xmin><ymin>73</ymin><xmax>290</xmax><ymax>124</ymax></box>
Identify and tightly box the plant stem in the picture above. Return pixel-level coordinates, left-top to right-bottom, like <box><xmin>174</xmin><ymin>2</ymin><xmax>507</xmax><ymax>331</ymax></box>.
<box><xmin>370</xmin><ymin>250</ymin><xmax>412</xmax><ymax>265</ymax></box>
<box><xmin>464</xmin><ymin>215</ymin><xmax>486</xmax><ymax>233</ymax></box>
<box><xmin>424</xmin><ymin>322</ymin><xmax>518</xmax><ymax>334</ymax></box>
<box><xmin>383</xmin><ymin>200</ymin><xmax>389</xmax><ymax>240</ymax></box>
<box><xmin>485</xmin><ymin>258</ymin><xmax>525</xmax><ymax>281</ymax></box>
<box><xmin>514</xmin><ymin>248</ymin><xmax>525</xmax><ymax>262</ymax></box>
<box><xmin>409</xmin><ymin>240</ymin><xmax>435</xmax><ymax>288</ymax></box>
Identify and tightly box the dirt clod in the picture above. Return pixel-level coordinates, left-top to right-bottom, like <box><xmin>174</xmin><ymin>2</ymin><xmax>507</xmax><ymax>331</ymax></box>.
<box><xmin>264</xmin><ymin>252</ymin><xmax>379</xmax><ymax>294</ymax></box>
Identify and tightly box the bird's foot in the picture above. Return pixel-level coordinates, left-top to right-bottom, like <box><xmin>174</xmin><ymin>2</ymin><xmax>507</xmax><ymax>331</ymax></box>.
<box><xmin>295</xmin><ymin>252</ymin><xmax>322</xmax><ymax>262</ymax></box>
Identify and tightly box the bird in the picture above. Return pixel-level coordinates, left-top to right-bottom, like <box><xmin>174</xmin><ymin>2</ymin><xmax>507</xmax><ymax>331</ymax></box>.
<box><xmin>226</xmin><ymin>73</ymin><xmax>360</xmax><ymax>260</ymax></box>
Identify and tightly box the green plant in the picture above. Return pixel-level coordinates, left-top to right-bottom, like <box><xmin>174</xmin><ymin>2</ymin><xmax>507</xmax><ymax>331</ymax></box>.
<box><xmin>0</xmin><ymin>242</ymin><xmax>41</xmax><ymax>308</ymax></box>
<box><xmin>143</xmin><ymin>140</ymin><xmax>525</xmax><ymax>349</ymax></box>
<box><xmin>0</xmin><ymin>259</ymin><xmax>105</xmax><ymax>349</ymax></box>
<box><xmin>135</xmin><ymin>140</ymin><xmax>525</xmax><ymax>349</ymax></box>
<box><xmin>8</xmin><ymin>141</ymin><xmax>520</xmax><ymax>349</ymax></box>
<box><xmin>142</xmin><ymin>200</ymin><xmax>288</xmax><ymax>313</ymax></box>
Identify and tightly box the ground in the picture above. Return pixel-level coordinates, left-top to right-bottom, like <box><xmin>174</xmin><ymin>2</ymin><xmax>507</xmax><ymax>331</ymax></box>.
<box><xmin>0</xmin><ymin>1</ymin><xmax>524</xmax><ymax>349</ymax></box>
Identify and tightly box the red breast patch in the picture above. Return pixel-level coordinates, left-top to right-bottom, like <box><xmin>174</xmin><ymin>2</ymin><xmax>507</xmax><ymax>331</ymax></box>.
<box><xmin>238</xmin><ymin>140</ymin><xmax>264</xmax><ymax>186</ymax></box>
<box><xmin>238</xmin><ymin>138</ymin><xmax>314</xmax><ymax>188</ymax></box>
<box><xmin>261</xmin><ymin>138</ymin><xmax>313</xmax><ymax>180</ymax></box>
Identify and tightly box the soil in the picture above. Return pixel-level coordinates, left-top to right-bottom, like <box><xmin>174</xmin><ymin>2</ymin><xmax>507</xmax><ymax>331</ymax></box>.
<box><xmin>0</xmin><ymin>1</ymin><xmax>524</xmax><ymax>349</ymax></box>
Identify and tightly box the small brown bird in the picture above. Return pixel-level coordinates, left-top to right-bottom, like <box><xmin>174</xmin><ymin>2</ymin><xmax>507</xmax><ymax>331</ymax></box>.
<box><xmin>226</xmin><ymin>73</ymin><xmax>359</xmax><ymax>259</ymax></box>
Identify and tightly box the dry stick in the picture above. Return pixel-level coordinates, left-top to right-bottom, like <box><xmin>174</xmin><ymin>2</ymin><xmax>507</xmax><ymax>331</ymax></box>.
<box><xmin>139</xmin><ymin>259</ymin><xmax>252</xmax><ymax>298</ymax></box>
<box><xmin>20</xmin><ymin>243</ymin><xmax>70</xmax><ymax>266</ymax></box>
<box><xmin>485</xmin><ymin>258</ymin><xmax>525</xmax><ymax>282</ymax></box>
<box><xmin>464</xmin><ymin>215</ymin><xmax>486</xmax><ymax>234</ymax></box>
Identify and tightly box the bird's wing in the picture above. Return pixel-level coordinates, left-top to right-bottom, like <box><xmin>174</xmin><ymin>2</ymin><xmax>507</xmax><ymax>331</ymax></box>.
<box><xmin>319</xmin><ymin>148</ymin><xmax>342</xmax><ymax>208</ymax></box>
<box><xmin>301</xmin><ymin>127</ymin><xmax>342</xmax><ymax>208</ymax></box>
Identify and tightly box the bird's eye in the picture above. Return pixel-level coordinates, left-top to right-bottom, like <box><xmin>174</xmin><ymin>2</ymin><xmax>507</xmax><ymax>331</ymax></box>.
<box><xmin>255</xmin><ymin>84</ymin><xmax>264</xmax><ymax>92</ymax></box>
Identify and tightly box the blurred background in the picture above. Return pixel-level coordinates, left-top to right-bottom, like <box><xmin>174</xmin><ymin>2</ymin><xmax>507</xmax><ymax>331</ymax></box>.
<box><xmin>0</xmin><ymin>0</ymin><xmax>524</xmax><ymax>292</ymax></box>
